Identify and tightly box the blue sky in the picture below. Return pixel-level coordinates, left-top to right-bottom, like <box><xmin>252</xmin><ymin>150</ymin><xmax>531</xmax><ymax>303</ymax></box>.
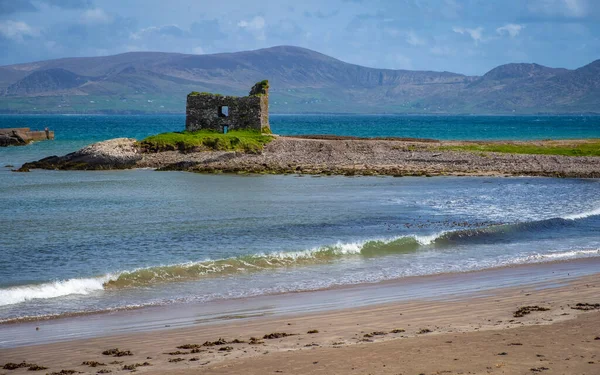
<box><xmin>0</xmin><ymin>0</ymin><xmax>598</xmax><ymax>75</ymax></box>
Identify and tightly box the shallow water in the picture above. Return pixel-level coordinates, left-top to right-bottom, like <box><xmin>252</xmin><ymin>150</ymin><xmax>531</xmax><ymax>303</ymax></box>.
<box><xmin>0</xmin><ymin>170</ymin><xmax>599</xmax><ymax>322</ymax></box>
<box><xmin>0</xmin><ymin>114</ymin><xmax>599</xmax><ymax>324</ymax></box>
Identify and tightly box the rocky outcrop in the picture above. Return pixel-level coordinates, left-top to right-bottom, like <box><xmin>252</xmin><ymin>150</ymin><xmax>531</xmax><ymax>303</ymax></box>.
<box><xmin>18</xmin><ymin>136</ymin><xmax>600</xmax><ymax>178</ymax></box>
<box><xmin>19</xmin><ymin>138</ymin><xmax>141</xmax><ymax>171</ymax></box>
<box><xmin>0</xmin><ymin>133</ymin><xmax>26</xmax><ymax>146</ymax></box>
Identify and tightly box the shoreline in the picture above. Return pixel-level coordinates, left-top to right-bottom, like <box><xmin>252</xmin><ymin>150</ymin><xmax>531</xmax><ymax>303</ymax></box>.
<box><xmin>2</xmin><ymin>254</ymin><xmax>599</xmax><ymax>328</ymax></box>
<box><xmin>2</xmin><ymin>256</ymin><xmax>599</xmax><ymax>348</ymax></box>
<box><xmin>18</xmin><ymin>136</ymin><xmax>600</xmax><ymax>178</ymax></box>
<box><xmin>1</xmin><ymin>263</ymin><xmax>599</xmax><ymax>374</ymax></box>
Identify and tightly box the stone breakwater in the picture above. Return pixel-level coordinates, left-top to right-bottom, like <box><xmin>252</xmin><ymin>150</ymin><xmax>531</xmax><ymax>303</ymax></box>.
<box><xmin>19</xmin><ymin>136</ymin><xmax>600</xmax><ymax>178</ymax></box>
<box><xmin>0</xmin><ymin>127</ymin><xmax>54</xmax><ymax>146</ymax></box>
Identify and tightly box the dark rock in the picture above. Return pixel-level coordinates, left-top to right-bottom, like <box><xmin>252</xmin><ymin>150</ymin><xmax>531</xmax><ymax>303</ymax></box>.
<box><xmin>20</xmin><ymin>138</ymin><xmax>141</xmax><ymax>171</ymax></box>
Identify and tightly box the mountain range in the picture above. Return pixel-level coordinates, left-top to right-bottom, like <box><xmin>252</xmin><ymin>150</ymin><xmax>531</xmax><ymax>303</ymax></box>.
<box><xmin>0</xmin><ymin>45</ymin><xmax>598</xmax><ymax>114</ymax></box>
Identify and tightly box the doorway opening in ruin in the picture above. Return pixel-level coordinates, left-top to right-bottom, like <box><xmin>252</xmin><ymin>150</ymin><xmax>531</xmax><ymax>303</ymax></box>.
<box><xmin>223</xmin><ymin>125</ymin><xmax>229</xmax><ymax>134</ymax></box>
<box><xmin>219</xmin><ymin>106</ymin><xmax>229</xmax><ymax>117</ymax></box>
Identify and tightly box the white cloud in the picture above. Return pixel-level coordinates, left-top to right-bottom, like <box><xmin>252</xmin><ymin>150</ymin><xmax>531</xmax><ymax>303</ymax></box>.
<box><xmin>496</xmin><ymin>24</ymin><xmax>524</xmax><ymax>37</ymax></box>
<box><xmin>406</xmin><ymin>30</ymin><xmax>426</xmax><ymax>46</ymax></box>
<box><xmin>130</xmin><ymin>25</ymin><xmax>185</xmax><ymax>40</ymax></box>
<box><xmin>564</xmin><ymin>0</ymin><xmax>588</xmax><ymax>16</ymax></box>
<box><xmin>393</xmin><ymin>54</ymin><xmax>412</xmax><ymax>70</ymax></box>
<box><xmin>452</xmin><ymin>26</ymin><xmax>484</xmax><ymax>45</ymax></box>
<box><xmin>0</xmin><ymin>20</ymin><xmax>39</xmax><ymax>42</ymax></box>
<box><xmin>441</xmin><ymin>0</ymin><xmax>462</xmax><ymax>19</ymax></box>
<box><xmin>80</xmin><ymin>8</ymin><xmax>112</xmax><ymax>25</ymax></box>
<box><xmin>237</xmin><ymin>16</ymin><xmax>266</xmax><ymax>31</ymax></box>
<box><xmin>528</xmin><ymin>0</ymin><xmax>589</xmax><ymax>18</ymax></box>
<box><xmin>237</xmin><ymin>16</ymin><xmax>266</xmax><ymax>41</ymax></box>
<box><xmin>384</xmin><ymin>27</ymin><xmax>401</xmax><ymax>37</ymax></box>
<box><xmin>192</xmin><ymin>46</ymin><xmax>204</xmax><ymax>54</ymax></box>
<box><xmin>429</xmin><ymin>45</ymin><xmax>455</xmax><ymax>56</ymax></box>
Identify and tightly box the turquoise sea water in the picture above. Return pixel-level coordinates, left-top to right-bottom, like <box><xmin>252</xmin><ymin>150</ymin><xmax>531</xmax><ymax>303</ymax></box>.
<box><xmin>0</xmin><ymin>115</ymin><xmax>599</xmax><ymax>331</ymax></box>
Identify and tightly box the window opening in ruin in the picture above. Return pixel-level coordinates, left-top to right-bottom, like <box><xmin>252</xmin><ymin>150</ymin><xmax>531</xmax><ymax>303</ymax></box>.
<box><xmin>223</xmin><ymin>125</ymin><xmax>228</xmax><ymax>134</ymax></box>
<box><xmin>219</xmin><ymin>106</ymin><xmax>229</xmax><ymax>117</ymax></box>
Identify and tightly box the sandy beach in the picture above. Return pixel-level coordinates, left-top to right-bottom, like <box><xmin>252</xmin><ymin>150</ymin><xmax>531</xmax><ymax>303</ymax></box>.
<box><xmin>2</xmin><ymin>261</ymin><xmax>599</xmax><ymax>375</ymax></box>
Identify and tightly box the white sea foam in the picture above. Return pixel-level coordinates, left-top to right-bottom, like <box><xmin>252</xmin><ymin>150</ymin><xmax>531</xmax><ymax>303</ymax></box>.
<box><xmin>0</xmin><ymin>275</ymin><xmax>114</xmax><ymax>306</ymax></box>
<box><xmin>517</xmin><ymin>249</ymin><xmax>600</xmax><ymax>263</ymax></box>
<box><xmin>413</xmin><ymin>232</ymin><xmax>446</xmax><ymax>245</ymax></box>
<box><xmin>562</xmin><ymin>206</ymin><xmax>600</xmax><ymax>220</ymax></box>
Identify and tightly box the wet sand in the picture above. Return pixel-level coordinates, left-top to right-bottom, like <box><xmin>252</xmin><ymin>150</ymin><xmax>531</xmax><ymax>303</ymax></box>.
<box><xmin>1</xmin><ymin>261</ymin><xmax>599</xmax><ymax>374</ymax></box>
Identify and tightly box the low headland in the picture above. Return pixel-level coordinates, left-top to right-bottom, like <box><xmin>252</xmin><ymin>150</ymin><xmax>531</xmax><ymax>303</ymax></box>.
<box><xmin>17</xmin><ymin>130</ymin><xmax>600</xmax><ymax>178</ymax></box>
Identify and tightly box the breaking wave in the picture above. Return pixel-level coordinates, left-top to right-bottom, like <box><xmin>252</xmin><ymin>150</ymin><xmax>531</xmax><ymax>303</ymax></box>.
<box><xmin>562</xmin><ymin>206</ymin><xmax>600</xmax><ymax>220</ymax></box>
<box><xmin>0</xmin><ymin>275</ymin><xmax>113</xmax><ymax>307</ymax></box>
<box><xmin>1</xmin><ymin>207</ymin><xmax>598</xmax><ymax>307</ymax></box>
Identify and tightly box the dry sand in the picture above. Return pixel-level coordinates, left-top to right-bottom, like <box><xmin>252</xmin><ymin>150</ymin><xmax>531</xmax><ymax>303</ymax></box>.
<box><xmin>1</xmin><ymin>272</ymin><xmax>599</xmax><ymax>375</ymax></box>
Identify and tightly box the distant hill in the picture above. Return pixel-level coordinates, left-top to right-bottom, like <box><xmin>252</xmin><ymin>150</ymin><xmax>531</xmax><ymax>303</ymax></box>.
<box><xmin>0</xmin><ymin>45</ymin><xmax>598</xmax><ymax>114</ymax></box>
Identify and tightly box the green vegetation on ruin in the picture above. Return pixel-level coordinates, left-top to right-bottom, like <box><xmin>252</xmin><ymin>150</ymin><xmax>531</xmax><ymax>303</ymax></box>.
<box><xmin>439</xmin><ymin>140</ymin><xmax>600</xmax><ymax>157</ymax></box>
<box><xmin>251</xmin><ymin>80</ymin><xmax>269</xmax><ymax>96</ymax></box>
<box><xmin>138</xmin><ymin>129</ymin><xmax>274</xmax><ymax>153</ymax></box>
<box><xmin>188</xmin><ymin>92</ymin><xmax>223</xmax><ymax>97</ymax></box>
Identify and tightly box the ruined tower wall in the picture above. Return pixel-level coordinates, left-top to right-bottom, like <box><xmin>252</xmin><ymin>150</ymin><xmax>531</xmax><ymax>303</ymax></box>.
<box><xmin>186</xmin><ymin>95</ymin><xmax>263</xmax><ymax>132</ymax></box>
<box><xmin>185</xmin><ymin>81</ymin><xmax>270</xmax><ymax>133</ymax></box>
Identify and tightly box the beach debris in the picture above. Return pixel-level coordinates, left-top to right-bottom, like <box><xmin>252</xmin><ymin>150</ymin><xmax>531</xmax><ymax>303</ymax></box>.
<box><xmin>218</xmin><ymin>346</ymin><xmax>233</xmax><ymax>352</ymax></box>
<box><xmin>497</xmin><ymin>352</ymin><xmax>508</xmax><ymax>356</ymax></box>
<box><xmin>122</xmin><ymin>362</ymin><xmax>151</xmax><ymax>371</ymax></box>
<box><xmin>177</xmin><ymin>344</ymin><xmax>200</xmax><ymax>349</ymax></box>
<box><xmin>168</xmin><ymin>358</ymin><xmax>185</xmax><ymax>363</ymax></box>
<box><xmin>108</xmin><ymin>361</ymin><xmax>123</xmax><ymax>365</ymax></box>
<box><xmin>417</xmin><ymin>328</ymin><xmax>432</xmax><ymax>334</ymax></box>
<box><xmin>230</xmin><ymin>339</ymin><xmax>246</xmax><ymax>344</ymax></box>
<box><xmin>96</xmin><ymin>370</ymin><xmax>112</xmax><ymax>374</ymax></box>
<box><xmin>363</xmin><ymin>331</ymin><xmax>387</xmax><ymax>338</ymax></box>
<box><xmin>202</xmin><ymin>338</ymin><xmax>228</xmax><ymax>347</ymax></box>
<box><xmin>46</xmin><ymin>371</ymin><xmax>80</xmax><ymax>375</ymax></box>
<box><xmin>188</xmin><ymin>357</ymin><xmax>200</xmax><ymax>362</ymax></box>
<box><xmin>102</xmin><ymin>348</ymin><xmax>133</xmax><ymax>357</ymax></box>
<box><xmin>307</xmin><ymin>330</ymin><xmax>319</xmax><ymax>334</ymax></box>
<box><xmin>164</xmin><ymin>351</ymin><xmax>189</xmax><ymax>356</ymax></box>
<box><xmin>3</xmin><ymin>362</ymin><xmax>31</xmax><ymax>370</ymax></box>
<box><xmin>2</xmin><ymin>362</ymin><xmax>47</xmax><ymax>371</ymax></box>
<box><xmin>530</xmin><ymin>367</ymin><xmax>549</xmax><ymax>372</ymax></box>
<box><xmin>508</xmin><ymin>342</ymin><xmax>523</xmax><ymax>346</ymax></box>
<box><xmin>27</xmin><ymin>364</ymin><xmax>48</xmax><ymax>371</ymax></box>
<box><xmin>513</xmin><ymin>306</ymin><xmax>550</xmax><ymax>317</ymax></box>
<box><xmin>595</xmin><ymin>336</ymin><xmax>600</xmax><ymax>340</ymax></box>
<box><xmin>571</xmin><ymin>303</ymin><xmax>600</xmax><ymax>311</ymax></box>
<box><xmin>390</xmin><ymin>329</ymin><xmax>406</xmax><ymax>334</ymax></box>
<box><xmin>263</xmin><ymin>332</ymin><xmax>293</xmax><ymax>339</ymax></box>
<box><xmin>304</xmin><ymin>343</ymin><xmax>319</xmax><ymax>347</ymax></box>
<box><xmin>248</xmin><ymin>337</ymin><xmax>264</xmax><ymax>345</ymax></box>
<box><xmin>81</xmin><ymin>361</ymin><xmax>105</xmax><ymax>367</ymax></box>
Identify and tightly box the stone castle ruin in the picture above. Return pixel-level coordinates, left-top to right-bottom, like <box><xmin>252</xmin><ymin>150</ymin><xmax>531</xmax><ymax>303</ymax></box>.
<box><xmin>185</xmin><ymin>80</ymin><xmax>270</xmax><ymax>133</ymax></box>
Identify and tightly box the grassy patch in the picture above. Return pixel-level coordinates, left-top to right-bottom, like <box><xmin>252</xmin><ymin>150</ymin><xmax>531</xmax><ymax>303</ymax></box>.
<box><xmin>440</xmin><ymin>140</ymin><xmax>600</xmax><ymax>157</ymax></box>
<box><xmin>139</xmin><ymin>130</ymin><xmax>273</xmax><ymax>153</ymax></box>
